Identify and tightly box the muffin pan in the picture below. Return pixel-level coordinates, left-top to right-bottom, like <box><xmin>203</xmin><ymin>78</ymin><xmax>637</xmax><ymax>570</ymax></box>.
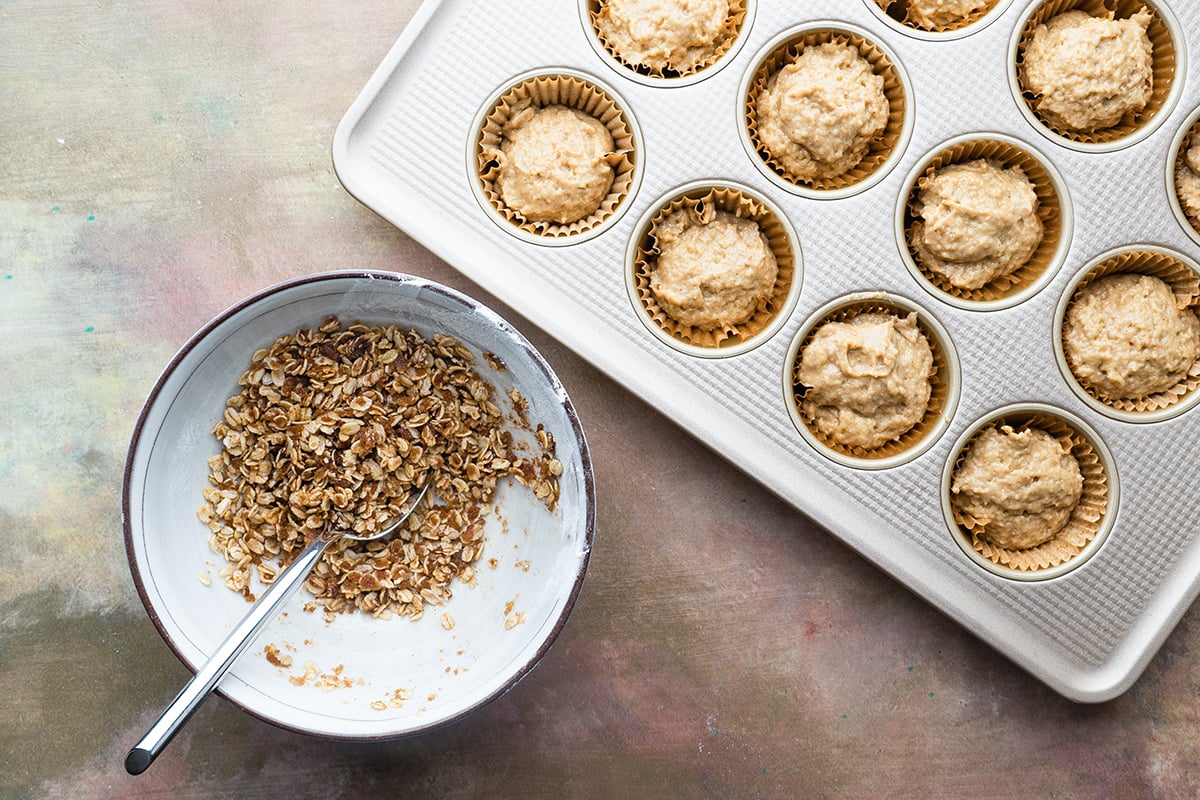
<box><xmin>333</xmin><ymin>0</ymin><xmax>1200</xmax><ymax>701</ymax></box>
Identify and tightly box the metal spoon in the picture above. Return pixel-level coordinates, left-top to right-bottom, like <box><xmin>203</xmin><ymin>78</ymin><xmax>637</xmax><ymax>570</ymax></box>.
<box><xmin>125</xmin><ymin>482</ymin><xmax>431</xmax><ymax>775</ymax></box>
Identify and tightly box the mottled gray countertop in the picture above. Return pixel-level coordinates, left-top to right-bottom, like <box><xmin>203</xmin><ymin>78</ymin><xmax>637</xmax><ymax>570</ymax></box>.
<box><xmin>3</xmin><ymin>1</ymin><xmax>1199</xmax><ymax>797</ymax></box>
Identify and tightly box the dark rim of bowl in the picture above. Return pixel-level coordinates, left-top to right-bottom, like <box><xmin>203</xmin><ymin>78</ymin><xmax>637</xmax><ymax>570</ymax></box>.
<box><xmin>121</xmin><ymin>268</ymin><xmax>596</xmax><ymax>741</ymax></box>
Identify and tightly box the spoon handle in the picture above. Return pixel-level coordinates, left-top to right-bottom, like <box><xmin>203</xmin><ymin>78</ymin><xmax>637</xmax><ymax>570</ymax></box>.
<box><xmin>125</xmin><ymin>536</ymin><xmax>330</xmax><ymax>775</ymax></box>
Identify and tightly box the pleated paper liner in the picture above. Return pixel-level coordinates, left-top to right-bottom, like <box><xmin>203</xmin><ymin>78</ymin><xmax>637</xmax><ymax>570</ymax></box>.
<box><xmin>947</xmin><ymin>408</ymin><xmax>1112</xmax><ymax>576</ymax></box>
<box><xmin>1059</xmin><ymin>247</ymin><xmax>1200</xmax><ymax>417</ymax></box>
<box><xmin>476</xmin><ymin>72</ymin><xmax>637</xmax><ymax>241</ymax></box>
<box><xmin>874</xmin><ymin>0</ymin><xmax>1001</xmax><ymax>33</ymax></box>
<box><xmin>1172</xmin><ymin>111</ymin><xmax>1200</xmax><ymax>239</ymax></box>
<box><xmin>585</xmin><ymin>0</ymin><xmax>749</xmax><ymax>80</ymax></box>
<box><xmin>631</xmin><ymin>185</ymin><xmax>796</xmax><ymax>353</ymax></box>
<box><xmin>902</xmin><ymin>136</ymin><xmax>1066</xmax><ymax>306</ymax></box>
<box><xmin>744</xmin><ymin>26</ymin><xmax>907</xmax><ymax>193</ymax></box>
<box><xmin>1014</xmin><ymin>0</ymin><xmax>1178</xmax><ymax>147</ymax></box>
<box><xmin>786</xmin><ymin>295</ymin><xmax>958</xmax><ymax>467</ymax></box>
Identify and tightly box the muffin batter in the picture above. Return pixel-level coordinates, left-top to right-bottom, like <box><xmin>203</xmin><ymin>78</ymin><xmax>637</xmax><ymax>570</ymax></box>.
<box><xmin>1063</xmin><ymin>273</ymin><xmax>1200</xmax><ymax>399</ymax></box>
<box><xmin>1022</xmin><ymin>9</ymin><xmax>1154</xmax><ymax>132</ymax></box>
<box><xmin>650</xmin><ymin>207</ymin><xmax>778</xmax><ymax>329</ymax></box>
<box><xmin>904</xmin><ymin>0</ymin><xmax>997</xmax><ymax>29</ymax></box>
<box><xmin>951</xmin><ymin>425</ymin><xmax>1084</xmax><ymax>551</ymax></box>
<box><xmin>796</xmin><ymin>312</ymin><xmax>933</xmax><ymax>450</ymax></box>
<box><xmin>912</xmin><ymin>159</ymin><xmax>1043</xmax><ymax>291</ymax></box>
<box><xmin>594</xmin><ymin>0</ymin><xmax>731</xmax><ymax>75</ymax></box>
<box><xmin>757</xmin><ymin>41</ymin><xmax>889</xmax><ymax>182</ymax></box>
<box><xmin>1176</xmin><ymin>142</ymin><xmax>1200</xmax><ymax>227</ymax></box>
<box><xmin>494</xmin><ymin>103</ymin><xmax>615</xmax><ymax>225</ymax></box>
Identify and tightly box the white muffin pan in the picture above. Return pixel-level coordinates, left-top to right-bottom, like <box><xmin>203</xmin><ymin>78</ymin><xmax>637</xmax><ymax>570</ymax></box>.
<box><xmin>333</xmin><ymin>0</ymin><xmax>1200</xmax><ymax>701</ymax></box>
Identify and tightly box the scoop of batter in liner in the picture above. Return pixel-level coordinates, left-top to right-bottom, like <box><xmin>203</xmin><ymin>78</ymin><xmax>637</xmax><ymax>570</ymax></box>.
<box><xmin>912</xmin><ymin>159</ymin><xmax>1043</xmax><ymax>291</ymax></box>
<box><xmin>757</xmin><ymin>41</ymin><xmax>890</xmax><ymax>182</ymax></box>
<box><xmin>1062</xmin><ymin>273</ymin><xmax>1200</xmax><ymax>400</ymax></box>
<box><xmin>1022</xmin><ymin>9</ymin><xmax>1154</xmax><ymax>133</ymax></box>
<box><xmin>494</xmin><ymin>103</ymin><xmax>617</xmax><ymax>225</ymax></box>
<box><xmin>649</xmin><ymin>206</ymin><xmax>778</xmax><ymax>330</ymax></box>
<box><xmin>951</xmin><ymin>424</ymin><xmax>1084</xmax><ymax>551</ymax></box>
<box><xmin>796</xmin><ymin>312</ymin><xmax>933</xmax><ymax>450</ymax></box>
<box><xmin>594</xmin><ymin>0</ymin><xmax>732</xmax><ymax>75</ymax></box>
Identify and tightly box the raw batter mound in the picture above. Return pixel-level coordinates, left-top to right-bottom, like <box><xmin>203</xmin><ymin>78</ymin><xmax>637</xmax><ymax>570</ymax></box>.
<box><xmin>1022</xmin><ymin>9</ymin><xmax>1154</xmax><ymax>132</ymax></box>
<box><xmin>796</xmin><ymin>312</ymin><xmax>933</xmax><ymax>450</ymax></box>
<box><xmin>912</xmin><ymin>159</ymin><xmax>1043</xmax><ymax>291</ymax></box>
<box><xmin>494</xmin><ymin>103</ymin><xmax>615</xmax><ymax>225</ymax></box>
<box><xmin>1063</xmin><ymin>273</ymin><xmax>1200</xmax><ymax>400</ymax></box>
<box><xmin>594</xmin><ymin>0</ymin><xmax>732</xmax><ymax>75</ymax></box>
<box><xmin>951</xmin><ymin>425</ymin><xmax>1083</xmax><ymax>551</ymax></box>
<box><xmin>757</xmin><ymin>41</ymin><xmax>889</xmax><ymax>182</ymax></box>
<box><xmin>650</xmin><ymin>207</ymin><xmax>778</xmax><ymax>330</ymax></box>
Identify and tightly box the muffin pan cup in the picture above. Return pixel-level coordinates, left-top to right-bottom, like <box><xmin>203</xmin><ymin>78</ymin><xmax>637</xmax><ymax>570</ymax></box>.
<box><xmin>739</xmin><ymin>21</ymin><xmax>914</xmax><ymax>198</ymax></box>
<box><xmin>942</xmin><ymin>403</ymin><xmax>1118</xmax><ymax>581</ymax></box>
<box><xmin>334</xmin><ymin>0</ymin><xmax>1200</xmax><ymax>702</ymax></box>
<box><xmin>1054</xmin><ymin>244</ymin><xmax>1200</xmax><ymax>422</ymax></box>
<box><xmin>581</xmin><ymin>0</ymin><xmax>756</xmax><ymax>86</ymax></box>
<box><xmin>626</xmin><ymin>180</ymin><xmax>802</xmax><ymax>357</ymax></box>
<box><xmin>783</xmin><ymin>292</ymin><xmax>961</xmax><ymax>469</ymax></box>
<box><xmin>896</xmin><ymin>132</ymin><xmax>1072</xmax><ymax>310</ymax></box>
<box><xmin>471</xmin><ymin>68</ymin><xmax>642</xmax><ymax>245</ymax></box>
<box><xmin>1168</xmin><ymin>105</ymin><xmax>1200</xmax><ymax>248</ymax></box>
<box><xmin>1009</xmin><ymin>0</ymin><xmax>1185</xmax><ymax>152</ymax></box>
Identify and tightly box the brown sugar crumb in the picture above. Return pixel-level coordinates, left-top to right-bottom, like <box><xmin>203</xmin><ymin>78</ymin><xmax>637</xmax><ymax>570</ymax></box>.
<box><xmin>514</xmin><ymin>560</ymin><xmax>531</xmax><ymax>572</ymax></box>
<box><xmin>198</xmin><ymin>318</ymin><xmax>561</xmax><ymax>621</ymax></box>
<box><xmin>263</xmin><ymin>643</ymin><xmax>293</xmax><ymax>668</ymax></box>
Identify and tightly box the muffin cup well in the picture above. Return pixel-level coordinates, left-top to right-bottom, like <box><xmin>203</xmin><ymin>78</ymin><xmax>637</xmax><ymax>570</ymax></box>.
<box><xmin>942</xmin><ymin>404</ymin><xmax>1117</xmax><ymax>580</ymax></box>
<box><xmin>1055</xmin><ymin>245</ymin><xmax>1200</xmax><ymax>422</ymax></box>
<box><xmin>897</xmin><ymin>134</ymin><xmax>1071</xmax><ymax>310</ymax></box>
<box><xmin>1167</xmin><ymin>106</ymin><xmax>1200</xmax><ymax>248</ymax></box>
<box><xmin>868</xmin><ymin>0</ymin><xmax>1007</xmax><ymax>36</ymax></box>
<box><xmin>783</xmin><ymin>292</ymin><xmax>960</xmax><ymax>469</ymax></box>
<box><xmin>582</xmin><ymin>0</ymin><xmax>754</xmax><ymax>86</ymax></box>
<box><xmin>740</xmin><ymin>22</ymin><xmax>913</xmax><ymax>198</ymax></box>
<box><xmin>626</xmin><ymin>181</ymin><xmax>801</xmax><ymax>358</ymax></box>
<box><xmin>1010</xmin><ymin>0</ymin><xmax>1182</xmax><ymax>151</ymax></box>
<box><xmin>472</xmin><ymin>70</ymin><xmax>640</xmax><ymax>245</ymax></box>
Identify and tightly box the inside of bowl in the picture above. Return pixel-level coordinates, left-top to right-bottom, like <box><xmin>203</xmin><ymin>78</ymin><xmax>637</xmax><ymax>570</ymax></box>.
<box><xmin>125</xmin><ymin>273</ymin><xmax>593</xmax><ymax>738</ymax></box>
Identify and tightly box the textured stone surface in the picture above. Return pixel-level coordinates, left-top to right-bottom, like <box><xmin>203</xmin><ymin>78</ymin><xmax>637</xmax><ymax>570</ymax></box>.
<box><xmin>3</xmin><ymin>1</ymin><xmax>1200</xmax><ymax>797</ymax></box>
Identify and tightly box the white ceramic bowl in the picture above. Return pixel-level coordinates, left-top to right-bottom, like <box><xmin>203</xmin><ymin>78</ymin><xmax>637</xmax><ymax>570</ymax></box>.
<box><xmin>123</xmin><ymin>270</ymin><xmax>595</xmax><ymax>739</ymax></box>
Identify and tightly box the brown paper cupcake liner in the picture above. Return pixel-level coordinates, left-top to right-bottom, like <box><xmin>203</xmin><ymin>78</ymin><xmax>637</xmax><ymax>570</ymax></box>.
<box><xmin>950</xmin><ymin>412</ymin><xmax>1109</xmax><ymax>573</ymax></box>
<box><xmin>1174</xmin><ymin>115</ymin><xmax>1200</xmax><ymax>235</ymax></box>
<box><xmin>789</xmin><ymin>300</ymin><xmax>951</xmax><ymax>461</ymax></box>
<box><xmin>875</xmin><ymin>0</ymin><xmax>1001</xmax><ymax>33</ymax></box>
<box><xmin>633</xmin><ymin>186</ymin><xmax>795</xmax><ymax>350</ymax></box>
<box><xmin>476</xmin><ymin>73</ymin><xmax>637</xmax><ymax>239</ymax></box>
<box><xmin>745</xmin><ymin>28</ymin><xmax>907</xmax><ymax>192</ymax></box>
<box><xmin>1015</xmin><ymin>0</ymin><xmax>1177</xmax><ymax>145</ymax></box>
<box><xmin>1061</xmin><ymin>250</ymin><xmax>1200</xmax><ymax>414</ymax></box>
<box><xmin>904</xmin><ymin>138</ymin><xmax>1064</xmax><ymax>303</ymax></box>
<box><xmin>587</xmin><ymin>0</ymin><xmax>748</xmax><ymax>80</ymax></box>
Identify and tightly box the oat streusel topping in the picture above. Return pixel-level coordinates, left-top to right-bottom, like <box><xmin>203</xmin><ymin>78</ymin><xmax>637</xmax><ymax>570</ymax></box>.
<box><xmin>199</xmin><ymin>317</ymin><xmax>561</xmax><ymax>620</ymax></box>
